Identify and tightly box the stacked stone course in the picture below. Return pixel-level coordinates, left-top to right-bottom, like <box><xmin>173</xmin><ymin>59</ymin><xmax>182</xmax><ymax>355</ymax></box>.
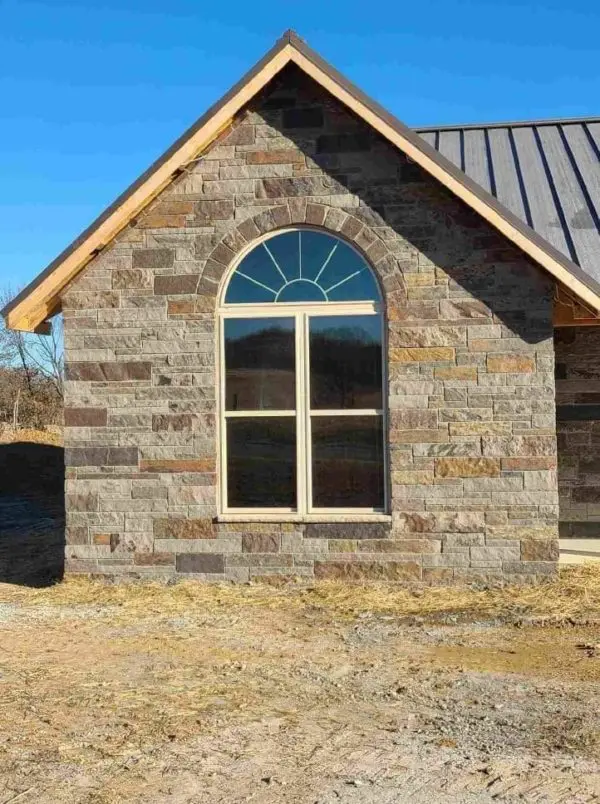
<box><xmin>62</xmin><ymin>65</ymin><xmax>559</xmax><ymax>582</ymax></box>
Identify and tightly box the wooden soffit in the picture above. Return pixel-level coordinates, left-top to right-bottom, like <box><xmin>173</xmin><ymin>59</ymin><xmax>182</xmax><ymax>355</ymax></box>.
<box><xmin>4</xmin><ymin>30</ymin><xmax>600</xmax><ymax>331</ymax></box>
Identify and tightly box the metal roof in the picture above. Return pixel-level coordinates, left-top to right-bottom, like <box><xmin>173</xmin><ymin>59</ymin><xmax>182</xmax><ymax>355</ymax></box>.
<box><xmin>417</xmin><ymin>119</ymin><xmax>600</xmax><ymax>284</ymax></box>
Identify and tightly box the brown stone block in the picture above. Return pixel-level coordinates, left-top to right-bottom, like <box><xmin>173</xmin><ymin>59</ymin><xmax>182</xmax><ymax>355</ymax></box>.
<box><xmin>436</xmin><ymin>457</ymin><xmax>501</xmax><ymax>478</ymax></box>
<box><xmin>151</xmin><ymin>414</ymin><xmax>194</xmax><ymax>432</ymax></box>
<box><xmin>194</xmin><ymin>200</ymin><xmax>234</xmax><ymax>222</ymax></box>
<box><xmin>176</xmin><ymin>553</ymin><xmax>224</xmax><ymax>573</ymax></box>
<box><xmin>66</xmin><ymin>493</ymin><xmax>98</xmax><ymax>512</ymax></box>
<box><xmin>154</xmin><ymin>518</ymin><xmax>215</xmax><ymax>539</ymax></box>
<box><xmin>66</xmin><ymin>361</ymin><xmax>151</xmax><ymax>382</ymax></box>
<box><xmin>521</xmin><ymin>539</ymin><xmax>559</xmax><ymax>561</ymax></box>
<box><xmin>242</xmin><ymin>533</ymin><xmax>280</xmax><ymax>553</ymax></box>
<box><xmin>487</xmin><ymin>355</ymin><xmax>535</xmax><ymax>374</ymax></box>
<box><xmin>390</xmin><ymin>347</ymin><xmax>455</xmax><ymax>362</ymax></box>
<box><xmin>134</xmin><ymin>552</ymin><xmax>176</xmax><ymax>566</ymax></box>
<box><xmin>314</xmin><ymin>561</ymin><xmax>421</xmax><ymax>581</ymax></box>
<box><xmin>434</xmin><ymin>366</ymin><xmax>478</xmax><ymax>381</ymax></box>
<box><xmin>390</xmin><ymin>409</ymin><xmax>438</xmax><ymax>430</ymax></box>
<box><xmin>140</xmin><ymin>458</ymin><xmax>215</xmax><ymax>473</ymax></box>
<box><xmin>137</xmin><ymin>214</ymin><xmax>187</xmax><ymax>229</ymax></box>
<box><xmin>450</xmin><ymin>422</ymin><xmax>511</xmax><ymax>436</ymax></box>
<box><xmin>66</xmin><ymin>526</ymin><xmax>88</xmax><ymax>545</ymax></box>
<box><xmin>305</xmin><ymin>202</ymin><xmax>326</xmax><ymax>225</ymax></box>
<box><xmin>226</xmin><ymin>124</ymin><xmax>254</xmax><ymax>145</ymax></box>
<box><xmin>502</xmin><ymin>457</ymin><xmax>557</xmax><ymax>470</ymax></box>
<box><xmin>154</xmin><ymin>274</ymin><xmax>199</xmax><ymax>295</ymax></box>
<box><xmin>246</xmin><ymin>150</ymin><xmax>304</xmax><ymax>164</ymax></box>
<box><xmin>132</xmin><ymin>249</ymin><xmax>174</xmax><ymax>271</ymax></box>
<box><xmin>388</xmin><ymin>302</ymin><xmax>438</xmax><ymax>321</ymax></box>
<box><xmin>93</xmin><ymin>533</ymin><xmax>112</xmax><ymax>546</ymax></box>
<box><xmin>64</xmin><ymin>407</ymin><xmax>107</xmax><ymax>427</ymax></box>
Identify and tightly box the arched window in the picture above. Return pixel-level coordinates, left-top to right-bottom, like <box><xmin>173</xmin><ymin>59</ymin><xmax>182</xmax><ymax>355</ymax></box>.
<box><xmin>219</xmin><ymin>227</ymin><xmax>386</xmax><ymax>515</ymax></box>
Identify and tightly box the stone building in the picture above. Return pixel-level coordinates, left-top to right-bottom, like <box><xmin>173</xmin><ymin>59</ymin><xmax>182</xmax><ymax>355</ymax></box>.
<box><xmin>4</xmin><ymin>32</ymin><xmax>600</xmax><ymax>582</ymax></box>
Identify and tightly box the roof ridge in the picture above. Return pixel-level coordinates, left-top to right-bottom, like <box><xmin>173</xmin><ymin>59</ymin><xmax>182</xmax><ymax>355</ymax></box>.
<box><xmin>416</xmin><ymin>115</ymin><xmax>600</xmax><ymax>132</ymax></box>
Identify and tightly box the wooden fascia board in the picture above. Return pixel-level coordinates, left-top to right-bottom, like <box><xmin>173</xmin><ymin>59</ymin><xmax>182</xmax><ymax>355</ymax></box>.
<box><xmin>5</xmin><ymin>31</ymin><xmax>600</xmax><ymax>331</ymax></box>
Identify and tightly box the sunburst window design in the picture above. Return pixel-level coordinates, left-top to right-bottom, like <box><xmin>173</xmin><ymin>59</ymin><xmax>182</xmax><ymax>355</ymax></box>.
<box><xmin>224</xmin><ymin>229</ymin><xmax>381</xmax><ymax>304</ymax></box>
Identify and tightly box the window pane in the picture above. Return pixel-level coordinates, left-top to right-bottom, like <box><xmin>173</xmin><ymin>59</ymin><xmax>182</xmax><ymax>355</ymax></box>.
<box><xmin>318</xmin><ymin>240</ymin><xmax>381</xmax><ymax>302</ymax></box>
<box><xmin>310</xmin><ymin>315</ymin><xmax>382</xmax><ymax>409</ymax></box>
<box><xmin>227</xmin><ymin>418</ymin><xmax>296</xmax><ymax>508</ymax></box>
<box><xmin>312</xmin><ymin>416</ymin><xmax>384</xmax><ymax>508</ymax></box>
<box><xmin>225</xmin><ymin>318</ymin><xmax>295</xmax><ymax>411</ymax></box>
<box><xmin>224</xmin><ymin>230</ymin><xmax>380</xmax><ymax>304</ymax></box>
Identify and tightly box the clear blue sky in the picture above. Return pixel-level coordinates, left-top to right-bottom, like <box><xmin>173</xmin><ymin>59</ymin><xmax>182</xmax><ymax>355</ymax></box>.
<box><xmin>2</xmin><ymin>0</ymin><xmax>599</xmax><ymax>291</ymax></box>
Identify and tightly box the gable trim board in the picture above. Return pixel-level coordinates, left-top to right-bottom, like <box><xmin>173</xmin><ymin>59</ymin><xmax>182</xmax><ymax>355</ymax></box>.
<box><xmin>4</xmin><ymin>30</ymin><xmax>600</xmax><ymax>332</ymax></box>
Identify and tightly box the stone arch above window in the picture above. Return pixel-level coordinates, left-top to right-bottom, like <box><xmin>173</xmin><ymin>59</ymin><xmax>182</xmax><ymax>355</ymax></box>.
<box><xmin>223</xmin><ymin>229</ymin><xmax>381</xmax><ymax>305</ymax></box>
<box><xmin>203</xmin><ymin>202</ymin><xmax>406</xmax><ymax>305</ymax></box>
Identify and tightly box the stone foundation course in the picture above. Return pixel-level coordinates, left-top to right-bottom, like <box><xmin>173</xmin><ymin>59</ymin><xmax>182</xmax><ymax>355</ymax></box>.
<box><xmin>61</xmin><ymin>65</ymin><xmax>559</xmax><ymax>583</ymax></box>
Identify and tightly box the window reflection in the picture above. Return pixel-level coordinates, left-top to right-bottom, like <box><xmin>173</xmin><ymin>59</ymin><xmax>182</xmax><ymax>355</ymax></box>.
<box><xmin>310</xmin><ymin>315</ymin><xmax>382</xmax><ymax>409</ymax></box>
<box><xmin>225</xmin><ymin>318</ymin><xmax>295</xmax><ymax>411</ymax></box>
<box><xmin>227</xmin><ymin>418</ymin><xmax>296</xmax><ymax>508</ymax></box>
<box><xmin>312</xmin><ymin>416</ymin><xmax>384</xmax><ymax>508</ymax></box>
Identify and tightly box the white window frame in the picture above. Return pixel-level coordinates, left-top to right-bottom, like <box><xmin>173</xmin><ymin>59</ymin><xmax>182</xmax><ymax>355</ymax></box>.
<box><xmin>217</xmin><ymin>227</ymin><xmax>389</xmax><ymax>520</ymax></box>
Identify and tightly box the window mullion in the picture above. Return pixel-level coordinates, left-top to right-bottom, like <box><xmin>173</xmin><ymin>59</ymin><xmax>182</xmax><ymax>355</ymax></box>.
<box><xmin>295</xmin><ymin>312</ymin><xmax>307</xmax><ymax>515</ymax></box>
<box><xmin>303</xmin><ymin>312</ymin><xmax>313</xmax><ymax>515</ymax></box>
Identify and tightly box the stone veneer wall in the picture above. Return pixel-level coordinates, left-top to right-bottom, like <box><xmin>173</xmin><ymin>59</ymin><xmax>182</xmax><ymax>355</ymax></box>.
<box><xmin>61</xmin><ymin>65</ymin><xmax>559</xmax><ymax>583</ymax></box>
<box><xmin>556</xmin><ymin>327</ymin><xmax>600</xmax><ymax>538</ymax></box>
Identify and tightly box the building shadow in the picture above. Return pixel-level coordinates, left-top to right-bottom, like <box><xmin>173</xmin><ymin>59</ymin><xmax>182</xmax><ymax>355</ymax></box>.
<box><xmin>0</xmin><ymin>442</ymin><xmax>65</xmax><ymax>587</ymax></box>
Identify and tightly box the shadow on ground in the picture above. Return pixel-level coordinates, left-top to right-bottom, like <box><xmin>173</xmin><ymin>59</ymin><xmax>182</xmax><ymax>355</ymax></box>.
<box><xmin>0</xmin><ymin>442</ymin><xmax>65</xmax><ymax>586</ymax></box>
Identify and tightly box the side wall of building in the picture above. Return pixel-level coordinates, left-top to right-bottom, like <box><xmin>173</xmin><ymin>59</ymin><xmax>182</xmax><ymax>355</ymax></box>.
<box><xmin>61</xmin><ymin>66</ymin><xmax>559</xmax><ymax>582</ymax></box>
<box><xmin>556</xmin><ymin>327</ymin><xmax>600</xmax><ymax>538</ymax></box>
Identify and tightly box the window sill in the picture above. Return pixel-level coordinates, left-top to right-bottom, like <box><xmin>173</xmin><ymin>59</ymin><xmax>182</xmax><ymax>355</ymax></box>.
<box><xmin>217</xmin><ymin>513</ymin><xmax>392</xmax><ymax>524</ymax></box>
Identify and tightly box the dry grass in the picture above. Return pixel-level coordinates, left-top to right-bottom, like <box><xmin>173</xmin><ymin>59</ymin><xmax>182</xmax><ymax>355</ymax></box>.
<box><xmin>0</xmin><ymin>426</ymin><xmax>63</xmax><ymax>446</ymax></box>
<box><xmin>2</xmin><ymin>563</ymin><xmax>600</xmax><ymax>623</ymax></box>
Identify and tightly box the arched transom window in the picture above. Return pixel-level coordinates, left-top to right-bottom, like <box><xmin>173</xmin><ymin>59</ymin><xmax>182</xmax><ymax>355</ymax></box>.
<box><xmin>219</xmin><ymin>227</ymin><xmax>386</xmax><ymax>515</ymax></box>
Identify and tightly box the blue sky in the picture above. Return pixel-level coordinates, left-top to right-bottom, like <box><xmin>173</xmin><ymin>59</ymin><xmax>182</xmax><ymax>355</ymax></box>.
<box><xmin>1</xmin><ymin>0</ymin><xmax>599</xmax><ymax>291</ymax></box>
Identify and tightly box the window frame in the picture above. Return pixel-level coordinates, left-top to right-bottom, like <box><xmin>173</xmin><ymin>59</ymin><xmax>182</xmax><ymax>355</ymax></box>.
<box><xmin>217</xmin><ymin>227</ymin><xmax>389</xmax><ymax>520</ymax></box>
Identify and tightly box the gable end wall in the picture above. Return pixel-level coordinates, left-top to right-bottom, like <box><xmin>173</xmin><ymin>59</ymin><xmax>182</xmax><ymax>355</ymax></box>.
<box><xmin>61</xmin><ymin>66</ymin><xmax>559</xmax><ymax>583</ymax></box>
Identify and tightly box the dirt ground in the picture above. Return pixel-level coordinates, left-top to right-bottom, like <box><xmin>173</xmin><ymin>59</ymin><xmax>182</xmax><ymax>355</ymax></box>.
<box><xmin>1</xmin><ymin>574</ymin><xmax>600</xmax><ymax>803</ymax></box>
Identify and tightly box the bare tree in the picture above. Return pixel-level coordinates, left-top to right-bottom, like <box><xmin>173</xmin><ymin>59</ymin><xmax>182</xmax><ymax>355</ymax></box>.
<box><xmin>0</xmin><ymin>287</ymin><xmax>64</xmax><ymax>428</ymax></box>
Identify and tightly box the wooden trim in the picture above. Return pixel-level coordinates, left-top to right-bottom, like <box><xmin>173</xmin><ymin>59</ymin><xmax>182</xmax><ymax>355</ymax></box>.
<box><xmin>5</xmin><ymin>31</ymin><xmax>600</xmax><ymax>331</ymax></box>
<box><xmin>554</xmin><ymin>285</ymin><xmax>600</xmax><ymax>327</ymax></box>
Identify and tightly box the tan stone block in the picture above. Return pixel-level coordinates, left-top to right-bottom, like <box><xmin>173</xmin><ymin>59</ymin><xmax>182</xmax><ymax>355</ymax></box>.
<box><xmin>392</xmin><ymin>470</ymin><xmax>433</xmax><ymax>485</ymax></box>
<box><xmin>435</xmin><ymin>458</ymin><xmax>501</xmax><ymax>478</ymax></box>
<box><xmin>390</xmin><ymin>429</ymin><xmax>448</xmax><ymax>443</ymax></box>
<box><xmin>140</xmin><ymin>458</ymin><xmax>215</xmax><ymax>473</ymax></box>
<box><xmin>487</xmin><ymin>355</ymin><xmax>535</xmax><ymax>373</ymax></box>
<box><xmin>449</xmin><ymin>422</ymin><xmax>512</xmax><ymax>436</ymax></box>
<box><xmin>390</xmin><ymin>347</ymin><xmax>455</xmax><ymax>363</ymax></box>
<box><xmin>329</xmin><ymin>540</ymin><xmax>358</xmax><ymax>553</ymax></box>
<box><xmin>502</xmin><ymin>457</ymin><xmax>557</xmax><ymax>470</ymax></box>
<box><xmin>246</xmin><ymin>150</ymin><xmax>304</xmax><ymax>164</ymax></box>
<box><xmin>357</xmin><ymin>539</ymin><xmax>440</xmax><ymax>553</ymax></box>
<box><xmin>314</xmin><ymin>561</ymin><xmax>421</xmax><ymax>581</ymax></box>
<box><xmin>482</xmin><ymin>435</ymin><xmax>556</xmax><ymax>457</ymax></box>
<box><xmin>153</xmin><ymin>518</ymin><xmax>215</xmax><ymax>539</ymax></box>
<box><xmin>434</xmin><ymin>366</ymin><xmax>478</xmax><ymax>381</ymax></box>
<box><xmin>521</xmin><ymin>539</ymin><xmax>559</xmax><ymax>561</ymax></box>
<box><xmin>390</xmin><ymin>410</ymin><xmax>438</xmax><ymax>430</ymax></box>
<box><xmin>395</xmin><ymin>511</ymin><xmax>485</xmax><ymax>533</ymax></box>
<box><xmin>389</xmin><ymin>326</ymin><xmax>465</xmax><ymax>348</ymax></box>
<box><xmin>405</xmin><ymin>273</ymin><xmax>435</xmax><ymax>287</ymax></box>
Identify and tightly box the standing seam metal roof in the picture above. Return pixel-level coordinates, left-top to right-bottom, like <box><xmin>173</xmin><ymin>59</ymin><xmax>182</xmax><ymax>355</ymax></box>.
<box><xmin>417</xmin><ymin>118</ymin><xmax>600</xmax><ymax>284</ymax></box>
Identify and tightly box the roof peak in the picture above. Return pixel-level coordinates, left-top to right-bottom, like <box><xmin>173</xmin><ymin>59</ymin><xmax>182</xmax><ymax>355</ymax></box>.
<box><xmin>417</xmin><ymin>115</ymin><xmax>600</xmax><ymax>132</ymax></box>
